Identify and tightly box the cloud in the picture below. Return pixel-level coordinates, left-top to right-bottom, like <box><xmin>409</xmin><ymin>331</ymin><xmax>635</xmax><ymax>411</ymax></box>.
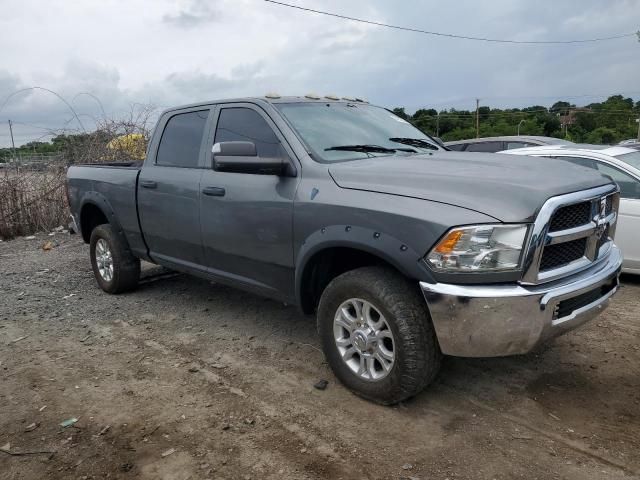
<box><xmin>1</xmin><ymin>0</ymin><xmax>639</xmax><ymax>146</ymax></box>
<box><xmin>162</xmin><ymin>0</ymin><xmax>219</xmax><ymax>28</ymax></box>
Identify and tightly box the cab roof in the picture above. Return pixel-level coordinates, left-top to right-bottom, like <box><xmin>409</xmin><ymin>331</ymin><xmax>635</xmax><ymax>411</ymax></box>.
<box><xmin>160</xmin><ymin>95</ymin><xmax>370</xmax><ymax>116</ymax></box>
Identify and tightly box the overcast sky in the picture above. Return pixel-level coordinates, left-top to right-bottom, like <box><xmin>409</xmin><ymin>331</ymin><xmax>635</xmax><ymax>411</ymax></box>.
<box><xmin>1</xmin><ymin>0</ymin><xmax>639</xmax><ymax>146</ymax></box>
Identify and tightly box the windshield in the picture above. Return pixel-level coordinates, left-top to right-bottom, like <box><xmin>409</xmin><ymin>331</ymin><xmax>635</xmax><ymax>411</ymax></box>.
<box><xmin>275</xmin><ymin>102</ymin><xmax>441</xmax><ymax>162</ymax></box>
<box><xmin>615</xmin><ymin>151</ymin><xmax>640</xmax><ymax>171</ymax></box>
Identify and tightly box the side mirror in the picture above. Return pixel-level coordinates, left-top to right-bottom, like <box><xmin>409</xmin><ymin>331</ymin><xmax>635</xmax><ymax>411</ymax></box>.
<box><xmin>213</xmin><ymin>141</ymin><xmax>256</xmax><ymax>157</ymax></box>
<box><xmin>213</xmin><ymin>141</ymin><xmax>284</xmax><ymax>175</ymax></box>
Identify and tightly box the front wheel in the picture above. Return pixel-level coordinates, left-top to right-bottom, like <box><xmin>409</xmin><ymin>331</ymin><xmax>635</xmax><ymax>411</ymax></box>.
<box><xmin>317</xmin><ymin>266</ymin><xmax>441</xmax><ymax>405</ymax></box>
<box><xmin>89</xmin><ymin>224</ymin><xmax>140</xmax><ymax>294</ymax></box>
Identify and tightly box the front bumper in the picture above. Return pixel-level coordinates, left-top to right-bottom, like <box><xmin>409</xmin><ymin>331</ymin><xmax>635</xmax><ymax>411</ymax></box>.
<box><xmin>420</xmin><ymin>246</ymin><xmax>622</xmax><ymax>357</ymax></box>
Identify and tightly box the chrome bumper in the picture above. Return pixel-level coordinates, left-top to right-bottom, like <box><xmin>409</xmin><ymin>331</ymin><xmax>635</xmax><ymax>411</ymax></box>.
<box><xmin>420</xmin><ymin>246</ymin><xmax>622</xmax><ymax>357</ymax></box>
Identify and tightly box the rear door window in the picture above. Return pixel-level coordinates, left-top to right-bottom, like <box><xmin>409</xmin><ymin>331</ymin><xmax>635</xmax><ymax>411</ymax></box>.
<box><xmin>156</xmin><ymin>110</ymin><xmax>209</xmax><ymax>167</ymax></box>
<box><xmin>556</xmin><ymin>156</ymin><xmax>640</xmax><ymax>199</ymax></box>
<box><xmin>596</xmin><ymin>163</ymin><xmax>640</xmax><ymax>199</ymax></box>
<box><xmin>557</xmin><ymin>156</ymin><xmax>598</xmax><ymax>170</ymax></box>
<box><xmin>506</xmin><ymin>142</ymin><xmax>532</xmax><ymax>150</ymax></box>
<box><xmin>465</xmin><ymin>141</ymin><xmax>504</xmax><ymax>152</ymax></box>
<box><xmin>447</xmin><ymin>143</ymin><xmax>467</xmax><ymax>151</ymax></box>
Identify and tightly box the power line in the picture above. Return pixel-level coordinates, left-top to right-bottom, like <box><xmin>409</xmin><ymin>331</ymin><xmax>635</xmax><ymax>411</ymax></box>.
<box><xmin>264</xmin><ymin>0</ymin><xmax>638</xmax><ymax>45</ymax></box>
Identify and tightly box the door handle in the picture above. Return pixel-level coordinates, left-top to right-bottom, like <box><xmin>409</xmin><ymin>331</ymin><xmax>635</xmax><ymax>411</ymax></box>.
<box><xmin>202</xmin><ymin>186</ymin><xmax>226</xmax><ymax>197</ymax></box>
<box><xmin>140</xmin><ymin>180</ymin><xmax>158</xmax><ymax>189</ymax></box>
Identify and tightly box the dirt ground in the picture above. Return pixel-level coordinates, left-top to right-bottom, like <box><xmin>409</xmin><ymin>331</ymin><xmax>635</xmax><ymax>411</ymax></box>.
<box><xmin>1</xmin><ymin>233</ymin><xmax>639</xmax><ymax>480</ymax></box>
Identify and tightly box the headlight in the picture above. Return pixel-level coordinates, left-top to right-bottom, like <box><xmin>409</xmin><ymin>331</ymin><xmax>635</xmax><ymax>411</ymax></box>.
<box><xmin>426</xmin><ymin>224</ymin><xmax>528</xmax><ymax>272</ymax></box>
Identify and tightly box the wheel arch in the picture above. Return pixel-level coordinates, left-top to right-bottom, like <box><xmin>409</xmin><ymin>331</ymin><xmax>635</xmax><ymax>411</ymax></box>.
<box><xmin>295</xmin><ymin>226</ymin><xmax>429</xmax><ymax>314</ymax></box>
<box><xmin>78</xmin><ymin>192</ymin><xmax>124</xmax><ymax>244</ymax></box>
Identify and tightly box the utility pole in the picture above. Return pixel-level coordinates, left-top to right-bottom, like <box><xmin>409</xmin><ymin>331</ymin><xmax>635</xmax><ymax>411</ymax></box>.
<box><xmin>8</xmin><ymin>119</ymin><xmax>17</xmax><ymax>163</ymax></box>
<box><xmin>436</xmin><ymin>112</ymin><xmax>440</xmax><ymax>137</ymax></box>
<box><xmin>637</xmin><ymin>117</ymin><xmax>640</xmax><ymax>141</ymax></box>
<box><xmin>475</xmin><ymin>98</ymin><xmax>480</xmax><ymax>138</ymax></box>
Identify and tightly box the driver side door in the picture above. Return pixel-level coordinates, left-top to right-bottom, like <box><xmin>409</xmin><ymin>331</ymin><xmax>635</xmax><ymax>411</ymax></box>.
<box><xmin>199</xmin><ymin>104</ymin><xmax>300</xmax><ymax>301</ymax></box>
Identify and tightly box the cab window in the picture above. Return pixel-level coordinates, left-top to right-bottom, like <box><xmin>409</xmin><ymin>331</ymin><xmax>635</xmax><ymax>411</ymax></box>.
<box><xmin>156</xmin><ymin>110</ymin><xmax>209</xmax><ymax>167</ymax></box>
<box><xmin>214</xmin><ymin>107</ymin><xmax>285</xmax><ymax>158</ymax></box>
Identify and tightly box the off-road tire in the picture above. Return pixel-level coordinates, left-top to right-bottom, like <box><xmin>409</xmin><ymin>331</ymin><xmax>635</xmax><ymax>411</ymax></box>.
<box><xmin>317</xmin><ymin>266</ymin><xmax>441</xmax><ymax>405</ymax></box>
<box><xmin>89</xmin><ymin>224</ymin><xmax>140</xmax><ymax>294</ymax></box>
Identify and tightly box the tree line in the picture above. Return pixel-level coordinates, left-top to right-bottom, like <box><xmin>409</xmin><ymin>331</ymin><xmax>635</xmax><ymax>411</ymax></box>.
<box><xmin>392</xmin><ymin>95</ymin><xmax>640</xmax><ymax>144</ymax></box>
<box><xmin>0</xmin><ymin>133</ymin><xmax>108</xmax><ymax>163</ymax></box>
<box><xmin>1</xmin><ymin>94</ymin><xmax>639</xmax><ymax>161</ymax></box>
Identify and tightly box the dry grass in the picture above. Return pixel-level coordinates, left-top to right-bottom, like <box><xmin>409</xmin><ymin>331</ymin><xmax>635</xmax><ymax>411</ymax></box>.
<box><xmin>0</xmin><ymin>105</ymin><xmax>155</xmax><ymax>240</ymax></box>
<box><xmin>0</xmin><ymin>167</ymin><xmax>69</xmax><ymax>239</ymax></box>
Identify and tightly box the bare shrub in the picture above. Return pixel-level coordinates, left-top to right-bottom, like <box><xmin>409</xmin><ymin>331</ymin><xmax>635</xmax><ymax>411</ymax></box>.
<box><xmin>0</xmin><ymin>104</ymin><xmax>157</xmax><ymax>240</ymax></box>
<box><xmin>0</xmin><ymin>165</ymin><xmax>68</xmax><ymax>239</ymax></box>
<box><xmin>62</xmin><ymin>104</ymin><xmax>156</xmax><ymax>165</ymax></box>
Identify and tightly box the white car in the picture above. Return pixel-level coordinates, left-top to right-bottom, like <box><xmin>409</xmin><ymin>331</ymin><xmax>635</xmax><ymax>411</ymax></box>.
<box><xmin>500</xmin><ymin>145</ymin><xmax>640</xmax><ymax>274</ymax></box>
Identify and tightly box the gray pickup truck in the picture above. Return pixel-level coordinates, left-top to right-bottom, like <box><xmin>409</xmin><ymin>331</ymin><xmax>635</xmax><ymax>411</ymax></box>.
<box><xmin>67</xmin><ymin>96</ymin><xmax>622</xmax><ymax>404</ymax></box>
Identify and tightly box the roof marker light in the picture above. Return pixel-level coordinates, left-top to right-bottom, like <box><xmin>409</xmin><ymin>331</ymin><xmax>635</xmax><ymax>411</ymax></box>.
<box><xmin>305</xmin><ymin>93</ymin><xmax>321</xmax><ymax>100</ymax></box>
<box><xmin>265</xmin><ymin>92</ymin><xmax>281</xmax><ymax>99</ymax></box>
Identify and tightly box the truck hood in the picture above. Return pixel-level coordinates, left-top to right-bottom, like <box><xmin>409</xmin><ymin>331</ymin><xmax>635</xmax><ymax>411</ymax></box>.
<box><xmin>328</xmin><ymin>152</ymin><xmax>612</xmax><ymax>223</ymax></box>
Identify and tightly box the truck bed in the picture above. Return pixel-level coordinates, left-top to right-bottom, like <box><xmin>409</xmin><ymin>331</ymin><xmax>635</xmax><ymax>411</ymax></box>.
<box><xmin>72</xmin><ymin>161</ymin><xmax>143</xmax><ymax>169</ymax></box>
<box><xmin>67</xmin><ymin>163</ymin><xmax>147</xmax><ymax>258</ymax></box>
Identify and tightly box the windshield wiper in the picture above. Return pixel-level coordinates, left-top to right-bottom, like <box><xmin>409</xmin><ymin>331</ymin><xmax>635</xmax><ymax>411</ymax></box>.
<box><xmin>389</xmin><ymin>137</ymin><xmax>439</xmax><ymax>150</ymax></box>
<box><xmin>325</xmin><ymin>144</ymin><xmax>397</xmax><ymax>154</ymax></box>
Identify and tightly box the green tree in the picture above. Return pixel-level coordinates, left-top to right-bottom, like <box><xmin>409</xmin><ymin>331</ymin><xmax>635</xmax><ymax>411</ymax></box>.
<box><xmin>550</xmin><ymin>101</ymin><xmax>574</xmax><ymax>115</ymax></box>
<box><xmin>586</xmin><ymin>127</ymin><xmax>619</xmax><ymax>144</ymax></box>
<box><xmin>391</xmin><ymin>107</ymin><xmax>408</xmax><ymax>120</ymax></box>
<box><xmin>394</xmin><ymin>94</ymin><xmax>637</xmax><ymax>144</ymax></box>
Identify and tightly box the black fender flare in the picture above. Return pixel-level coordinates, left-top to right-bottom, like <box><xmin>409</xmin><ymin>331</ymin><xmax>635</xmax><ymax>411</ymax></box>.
<box><xmin>78</xmin><ymin>191</ymin><xmax>126</xmax><ymax>243</ymax></box>
<box><xmin>294</xmin><ymin>224</ymin><xmax>432</xmax><ymax>308</ymax></box>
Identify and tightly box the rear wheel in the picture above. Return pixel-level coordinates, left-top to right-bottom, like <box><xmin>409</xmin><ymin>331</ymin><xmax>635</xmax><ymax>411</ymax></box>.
<box><xmin>89</xmin><ymin>224</ymin><xmax>140</xmax><ymax>294</ymax></box>
<box><xmin>317</xmin><ymin>266</ymin><xmax>441</xmax><ymax>405</ymax></box>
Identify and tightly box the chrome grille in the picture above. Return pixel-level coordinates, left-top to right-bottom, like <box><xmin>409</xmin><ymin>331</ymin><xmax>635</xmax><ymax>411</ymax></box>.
<box><xmin>597</xmin><ymin>224</ymin><xmax>610</xmax><ymax>250</ymax></box>
<box><xmin>548</xmin><ymin>202</ymin><xmax>591</xmax><ymax>232</ymax></box>
<box><xmin>605</xmin><ymin>195</ymin><xmax>613</xmax><ymax>215</ymax></box>
<box><xmin>521</xmin><ymin>185</ymin><xmax>619</xmax><ymax>284</ymax></box>
<box><xmin>540</xmin><ymin>238</ymin><xmax>587</xmax><ymax>271</ymax></box>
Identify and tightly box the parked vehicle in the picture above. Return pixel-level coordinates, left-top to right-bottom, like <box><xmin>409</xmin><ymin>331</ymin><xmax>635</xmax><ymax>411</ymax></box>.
<box><xmin>446</xmin><ymin>135</ymin><xmax>573</xmax><ymax>152</ymax></box>
<box><xmin>501</xmin><ymin>145</ymin><xmax>640</xmax><ymax>274</ymax></box>
<box><xmin>616</xmin><ymin>142</ymin><xmax>640</xmax><ymax>151</ymax></box>
<box><xmin>67</xmin><ymin>96</ymin><xmax>621</xmax><ymax>404</ymax></box>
